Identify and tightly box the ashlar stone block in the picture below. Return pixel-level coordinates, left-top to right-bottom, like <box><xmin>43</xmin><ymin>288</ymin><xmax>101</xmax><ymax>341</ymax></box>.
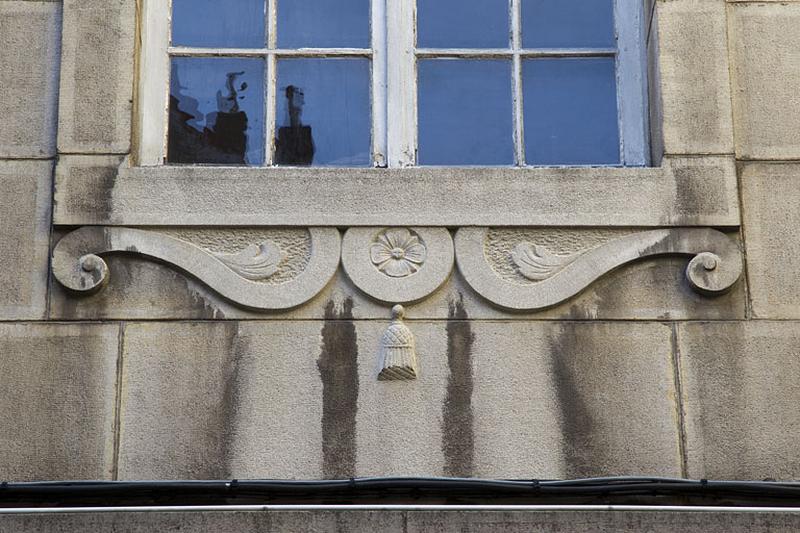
<box><xmin>0</xmin><ymin>160</ymin><xmax>52</xmax><ymax>320</ymax></box>
<box><xmin>730</xmin><ymin>3</ymin><xmax>800</xmax><ymax>159</ymax></box>
<box><xmin>653</xmin><ymin>0</ymin><xmax>734</xmax><ymax>155</ymax></box>
<box><xmin>58</xmin><ymin>0</ymin><xmax>135</xmax><ymax>154</ymax></box>
<box><xmin>118</xmin><ymin>321</ymin><xmax>326</xmax><ymax>480</ymax></box>
<box><xmin>679</xmin><ymin>321</ymin><xmax>800</xmax><ymax>480</ymax></box>
<box><xmin>0</xmin><ymin>323</ymin><xmax>119</xmax><ymax>481</ymax></box>
<box><xmin>117</xmin><ymin>317</ymin><xmax>681</xmax><ymax>480</ymax></box>
<box><xmin>740</xmin><ymin>163</ymin><xmax>800</xmax><ymax>319</ymax></box>
<box><xmin>0</xmin><ymin>1</ymin><xmax>61</xmax><ymax>158</ymax></box>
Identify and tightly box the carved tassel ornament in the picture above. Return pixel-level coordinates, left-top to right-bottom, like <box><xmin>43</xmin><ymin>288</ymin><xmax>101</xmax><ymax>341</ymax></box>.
<box><xmin>378</xmin><ymin>305</ymin><xmax>418</xmax><ymax>381</ymax></box>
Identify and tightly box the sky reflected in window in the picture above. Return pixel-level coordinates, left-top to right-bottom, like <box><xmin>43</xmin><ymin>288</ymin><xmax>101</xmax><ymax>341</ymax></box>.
<box><xmin>522</xmin><ymin>0</ymin><xmax>615</xmax><ymax>48</ymax></box>
<box><xmin>278</xmin><ymin>0</ymin><xmax>370</xmax><ymax>48</ymax></box>
<box><xmin>523</xmin><ymin>57</ymin><xmax>619</xmax><ymax>165</ymax></box>
<box><xmin>418</xmin><ymin>59</ymin><xmax>514</xmax><ymax>166</ymax></box>
<box><xmin>417</xmin><ymin>0</ymin><xmax>509</xmax><ymax>49</ymax></box>
<box><xmin>172</xmin><ymin>0</ymin><xmax>266</xmax><ymax>48</ymax></box>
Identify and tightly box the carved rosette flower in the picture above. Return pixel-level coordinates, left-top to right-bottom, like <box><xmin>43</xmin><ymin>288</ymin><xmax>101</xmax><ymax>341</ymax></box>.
<box><xmin>370</xmin><ymin>228</ymin><xmax>427</xmax><ymax>278</ymax></box>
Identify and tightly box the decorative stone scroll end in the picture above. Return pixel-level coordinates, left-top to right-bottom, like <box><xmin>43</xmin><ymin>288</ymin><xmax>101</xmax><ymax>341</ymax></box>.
<box><xmin>377</xmin><ymin>305</ymin><xmax>418</xmax><ymax>381</ymax></box>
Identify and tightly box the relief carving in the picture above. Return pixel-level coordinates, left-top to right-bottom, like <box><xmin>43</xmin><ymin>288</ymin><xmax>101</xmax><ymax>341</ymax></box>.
<box><xmin>456</xmin><ymin>227</ymin><xmax>744</xmax><ymax>311</ymax></box>
<box><xmin>52</xmin><ymin>226</ymin><xmax>340</xmax><ymax>311</ymax></box>
<box><xmin>342</xmin><ymin>227</ymin><xmax>453</xmax><ymax>304</ymax></box>
<box><xmin>377</xmin><ymin>305</ymin><xmax>418</xmax><ymax>381</ymax></box>
<box><xmin>370</xmin><ymin>228</ymin><xmax>427</xmax><ymax>278</ymax></box>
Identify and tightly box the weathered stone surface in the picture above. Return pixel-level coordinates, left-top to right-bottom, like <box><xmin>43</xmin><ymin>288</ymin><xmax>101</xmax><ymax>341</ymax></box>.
<box><xmin>58</xmin><ymin>0</ymin><xmax>135</xmax><ymax>154</ymax></box>
<box><xmin>0</xmin><ymin>160</ymin><xmax>52</xmax><ymax>320</ymax></box>
<box><xmin>0</xmin><ymin>511</ymin><xmax>406</xmax><ymax>533</ymax></box>
<box><xmin>0</xmin><ymin>323</ymin><xmax>118</xmax><ymax>481</ymax></box>
<box><xmin>471</xmin><ymin>321</ymin><xmax>680</xmax><ymax>478</ymax></box>
<box><xmin>730</xmin><ymin>3</ymin><xmax>800</xmax><ymax>159</ymax></box>
<box><xmin>456</xmin><ymin>227</ymin><xmax>743</xmax><ymax>311</ymax></box>
<box><xmin>51</xmin><ymin>226</ymin><xmax>341</xmax><ymax>311</ymax></box>
<box><xmin>49</xmin><ymin>245</ymin><xmax>747</xmax><ymax>321</ymax></box>
<box><xmin>406</xmin><ymin>510</ymin><xmax>800</xmax><ymax>533</ymax></box>
<box><xmin>53</xmin><ymin>155</ymin><xmax>126</xmax><ymax>224</ymax></box>
<box><xmin>118</xmin><ymin>322</ymin><xmax>325</xmax><ymax>480</ymax></box>
<box><xmin>0</xmin><ymin>509</ymin><xmax>800</xmax><ymax>533</ymax></box>
<box><xmin>342</xmin><ymin>227</ymin><xmax>454</xmax><ymax>304</ymax></box>
<box><xmin>653</xmin><ymin>0</ymin><xmax>734</xmax><ymax>155</ymax></box>
<box><xmin>679</xmin><ymin>321</ymin><xmax>800</xmax><ymax>480</ymax></box>
<box><xmin>116</xmin><ymin>318</ymin><xmax>679</xmax><ymax>480</ymax></box>
<box><xmin>0</xmin><ymin>1</ymin><xmax>61</xmax><ymax>158</ymax></box>
<box><xmin>53</xmin><ymin>157</ymin><xmax>740</xmax><ymax>227</ymax></box>
<box><xmin>5</xmin><ymin>508</ymin><xmax>798</xmax><ymax>532</ymax></box>
<box><xmin>740</xmin><ymin>163</ymin><xmax>800</xmax><ymax>319</ymax></box>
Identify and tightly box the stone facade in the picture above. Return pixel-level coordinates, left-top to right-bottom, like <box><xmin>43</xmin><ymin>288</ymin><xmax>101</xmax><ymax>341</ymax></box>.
<box><xmin>2</xmin><ymin>0</ymin><xmax>800</xmax><ymax>496</ymax></box>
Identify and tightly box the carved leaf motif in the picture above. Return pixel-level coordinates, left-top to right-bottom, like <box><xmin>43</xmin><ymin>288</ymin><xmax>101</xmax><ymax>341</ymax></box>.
<box><xmin>511</xmin><ymin>243</ymin><xmax>578</xmax><ymax>281</ymax></box>
<box><xmin>212</xmin><ymin>241</ymin><xmax>283</xmax><ymax>281</ymax></box>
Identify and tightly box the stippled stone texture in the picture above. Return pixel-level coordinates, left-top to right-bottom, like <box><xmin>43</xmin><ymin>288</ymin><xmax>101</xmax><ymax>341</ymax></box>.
<box><xmin>0</xmin><ymin>160</ymin><xmax>52</xmax><ymax>320</ymax></box>
<box><xmin>0</xmin><ymin>323</ymin><xmax>119</xmax><ymax>481</ymax></box>
<box><xmin>740</xmin><ymin>163</ymin><xmax>800</xmax><ymax>319</ymax></box>
<box><xmin>679</xmin><ymin>321</ymin><xmax>800</xmax><ymax>480</ymax></box>
<box><xmin>0</xmin><ymin>1</ymin><xmax>61</xmax><ymax>158</ymax></box>
<box><xmin>114</xmin><ymin>318</ymin><xmax>680</xmax><ymax>480</ymax></box>
<box><xmin>2</xmin><ymin>509</ymin><xmax>800</xmax><ymax>532</ymax></box>
<box><xmin>653</xmin><ymin>0</ymin><xmax>734</xmax><ymax>155</ymax></box>
<box><xmin>58</xmin><ymin>0</ymin><xmax>135</xmax><ymax>154</ymax></box>
<box><xmin>730</xmin><ymin>2</ymin><xmax>800</xmax><ymax>160</ymax></box>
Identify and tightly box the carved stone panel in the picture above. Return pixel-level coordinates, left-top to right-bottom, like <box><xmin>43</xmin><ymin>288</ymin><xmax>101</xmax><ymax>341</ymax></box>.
<box><xmin>341</xmin><ymin>227</ymin><xmax>454</xmax><ymax>304</ymax></box>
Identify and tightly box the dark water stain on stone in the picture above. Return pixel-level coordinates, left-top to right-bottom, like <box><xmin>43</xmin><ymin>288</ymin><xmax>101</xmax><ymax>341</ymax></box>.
<box><xmin>218</xmin><ymin>323</ymin><xmax>246</xmax><ymax>478</ymax></box>
<box><xmin>318</xmin><ymin>298</ymin><xmax>358</xmax><ymax>479</ymax></box>
<box><xmin>547</xmin><ymin>323</ymin><xmax>607</xmax><ymax>478</ymax></box>
<box><xmin>442</xmin><ymin>295</ymin><xmax>475</xmax><ymax>478</ymax></box>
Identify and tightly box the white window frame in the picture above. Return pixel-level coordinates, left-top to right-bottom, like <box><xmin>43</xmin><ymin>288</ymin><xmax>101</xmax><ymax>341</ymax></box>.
<box><xmin>138</xmin><ymin>0</ymin><xmax>648</xmax><ymax>168</ymax></box>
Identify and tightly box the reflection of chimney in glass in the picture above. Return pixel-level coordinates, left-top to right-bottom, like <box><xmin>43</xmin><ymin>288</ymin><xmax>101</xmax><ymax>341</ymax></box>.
<box><xmin>168</xmin><ymin>69</ymin><xmax>250</xmax><ymax>165</ymax></box>
<box><xmin>275</xmin><ymin>85</ymin><xmax>315</xmax><ymax>165</ymax></box>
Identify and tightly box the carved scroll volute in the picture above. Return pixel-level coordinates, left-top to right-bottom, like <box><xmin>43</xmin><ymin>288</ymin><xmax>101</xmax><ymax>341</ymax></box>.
<box><xmin>455</xmin><ymin>227</ymin><xmax>744</xmax><ymax>311</ymax></box>
<box><xmin>52</xmin><ymin>226</ymin><xmax>341</xmax><ymax>310</ymax></box>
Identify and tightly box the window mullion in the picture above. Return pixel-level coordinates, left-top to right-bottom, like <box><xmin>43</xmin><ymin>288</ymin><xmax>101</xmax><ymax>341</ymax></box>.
<box><xmin>265</xmin><ymin>0</ymin><xmax>277</xmax><ymax>165</ymax></box>
<box><xmin>615</xmin><ymin>0</ymin><xmax>649</xmax><ymax>166</ymax></box>
<box><xmin>386</xmin><ymin>0</ymin><xmax>416</xmax><ymax>167</ymax></box>
<box><xmin>372</xmin><ymin>0</ymin><xmax>388</xmax><ymax>167</ymax></box>
<box><xmin>511</xmin><ymin>0</ymin><xmax>525</xmax><ymax>166</ymax></box>
<box><xmin>138</xmin><ymin>0</ymin><xmax>171</xmax><ymax>166</ymax></box>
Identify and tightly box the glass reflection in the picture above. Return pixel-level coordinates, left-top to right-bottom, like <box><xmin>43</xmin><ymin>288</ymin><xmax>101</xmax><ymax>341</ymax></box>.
<box><xmin>172</xmin><ymin>0</ymin><xmax>266</xmax><ymax>48</ymax></box>
<box><xmin>417</xmin><ymin>0</ymin><xmax>508</xmax><ymax>49</ymax></box>
<box><xmin>522</xmin><ymin>0</ymin><xmax>614</xmax><ymax>48</ymax></box>
<box><xmin>418</xmin><ymin>59</ymin><xmax>514</xmax><ymax>166</ymax></box>
<box><xmin>275</xmin><ymin>59</ymin><xmax>371</xmax><ymax>167</ymax></box>
<box><xmin>278</xmin><ymin>0</ymin><xmax>370</xmax><ymax>48</ymax></box>
<box><xmin>168</xmin><ymin>57</ymin><xmax>265</xmax><ymax>165</ymax></box>
<box><xmin>523</xmin><ymin>57</ymin><xmax>619</xmax><ymax>165</ymax></box>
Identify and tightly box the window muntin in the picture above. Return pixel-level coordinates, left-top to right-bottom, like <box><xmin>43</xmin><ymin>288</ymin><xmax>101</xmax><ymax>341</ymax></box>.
<box><xmin>139</xmin><ymin>0</ymin><xmax>647</xmax><ymax>168</ymax></box>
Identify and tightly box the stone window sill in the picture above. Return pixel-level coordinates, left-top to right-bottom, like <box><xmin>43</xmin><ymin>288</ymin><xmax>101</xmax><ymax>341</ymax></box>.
<box><xmin>53</xmin><ymin>155</ymin><xmax>739</xmax><ymax>228</ymax></box>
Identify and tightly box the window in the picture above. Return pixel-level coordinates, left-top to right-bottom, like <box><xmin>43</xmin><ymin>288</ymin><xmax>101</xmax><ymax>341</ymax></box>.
<box><xmin>138</xmin><ymin>0</ymin><xmax>648</xmax><ymax>168</ymax></box>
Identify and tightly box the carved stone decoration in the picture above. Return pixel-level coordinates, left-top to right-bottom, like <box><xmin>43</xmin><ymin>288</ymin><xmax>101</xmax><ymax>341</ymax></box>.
<box><xmin>377</xmin><ymin>305</ymin><xmax>418</xmax><ymax>381</ymax></box>
<box><xmin>342</xmin><ymin>227</ymin><xmax>454</xmax><ymax>304</ymax></box>
<box><xmin>211</xmin><ymin>242</ymin><xmax>283</xmax><ymax>281</ymax></box>
<box><xmin>455</xmin><ymin>227</ymin><xmax>744</xmax><ymax>311</ymax></box>
<box><xmin>370</xmin><ymin>228</ymin><xmax>427</xmax><ymax>277</ymax></box>
<box><xmin>511</xmin><ymin>244</ymin><xmax>578</xmax><ymax>281</ymax></box>
<box><xmin>52</xmin><ymin>226</ymin><xmax>341</xmax><ymax>311</ymax></box>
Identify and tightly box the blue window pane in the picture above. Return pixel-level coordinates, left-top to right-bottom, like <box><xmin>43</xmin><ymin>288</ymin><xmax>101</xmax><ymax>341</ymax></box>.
<box><xmin>172</xmin><ymin>0</ymin><xmax>266</xmax><ymax>48</ymax></box>
<box><xmin>168</xmin><ymin>57</ymin><xmax>265</xmax><ymax>165</ymax></box>
<box><xmin>278</xmin><ymin>0</ymin><xmax>370</xmax><ymax>48</ymax></box>
<box><xmin>523</xmin><ymin>58</ymin><xmax>619</xmax><ymax>165</ymax></box>
<box><xmin>418</xmin><ymin>60</ymin><xmax>514</xmax><ymax>166</ymax></box>
<box><xmin>417</xmin><ymin>0</ymin><xmax>508</xmax><ymax>49</ymax></box>
<box><xmin>522</xmin><ymin>0</ymin><xmax>614</xmax><ymax>48</ymax></box>
<box><xmin>275</xmin><ymin>59</ymin><xmax>371</xmax><ymax>166</ymax></box>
